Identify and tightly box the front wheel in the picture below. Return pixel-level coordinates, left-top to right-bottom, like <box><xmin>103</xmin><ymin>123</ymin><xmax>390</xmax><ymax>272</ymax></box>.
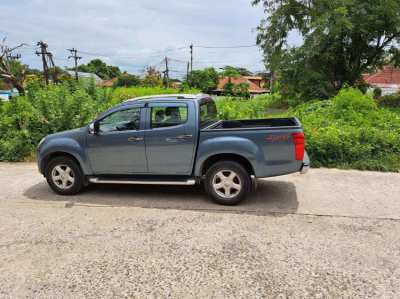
<box><xmin>45</xmin><ymin>156</ymin><xmax>84</xmax><ymax>195</ymax></box>
<box><xmin>204</xmin><ymin>160</ymin><xmax>251</xmax><ymax>205</ymax></box>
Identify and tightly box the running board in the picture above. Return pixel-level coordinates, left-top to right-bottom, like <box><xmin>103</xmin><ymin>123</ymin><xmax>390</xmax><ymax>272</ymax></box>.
<box><xmin>89</xmin><ymin>177</ymin><xmax>196</xmax><ymax>186</ymax></box>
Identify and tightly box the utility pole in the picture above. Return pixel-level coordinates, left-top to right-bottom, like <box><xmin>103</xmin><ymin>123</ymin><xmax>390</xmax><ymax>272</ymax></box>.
<box><xmin>164</xmin><ymin>56</ymin><xmax>169</xmax><ymax>88</ymax></box>
<box><xmin>36</xmin><ymin>41</ymin><xmax>50</xmax><ymax>85</ymax></box>
<box><xmin>186</xmin><ymin>61</ymin><xmax>190</xmax><ymax>82</ymax></box>
<box><xmin>67</xmin><ymin>48</ymin><xmax>82</xmax><ymax>81</ymax></box>
<box><xmin>190</xmin><ymin>44</ymin><xmax>193</xmax><ymax>74</ymax></box>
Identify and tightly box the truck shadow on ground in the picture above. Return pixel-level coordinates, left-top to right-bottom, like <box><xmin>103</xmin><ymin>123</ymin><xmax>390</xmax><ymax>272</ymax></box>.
<box><xmin>24</xmin><ymin>179</ymin><xmax>298</xmax><ymax>216</ymax></box>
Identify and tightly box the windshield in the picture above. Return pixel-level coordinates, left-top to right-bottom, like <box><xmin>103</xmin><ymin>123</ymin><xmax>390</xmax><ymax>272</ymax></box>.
<box><xmin>200</xmin><ymin>100</ymin><xmax>218</xmax><ymax>128</ymax></box>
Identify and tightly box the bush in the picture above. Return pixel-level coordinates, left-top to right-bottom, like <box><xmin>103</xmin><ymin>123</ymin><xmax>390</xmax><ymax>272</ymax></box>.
<box><xmin>377</xmin><ymin>93</ymin><xmax>400</xmax><ymax>108</ymax></box>
<box><xmin>293</xmin><ymin>88</ymin><xmax>400</xmax><ymax>172</ymax></box>
<box><xmin>113</xmin><ymin>74</ymin><xmax>141</xmax><ymax>87</ymax></box>
<box><xmin>373</xmin><ymin>87</ymin><xmax>382</xmax><ymax>99</ymax></box>
<box><xmin>216</xmin><ymin>93</ymin><xmax>281</xmax><ymax>119</ymax></box>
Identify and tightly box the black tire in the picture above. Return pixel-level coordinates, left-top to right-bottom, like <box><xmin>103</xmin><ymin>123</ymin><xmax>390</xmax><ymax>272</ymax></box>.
<box><xmin>204</xmin><ymin>160</ymin><xmax>251</xmax><ymax>205</ymax></box>
<box><xmin>45</xmin><ymin>156</ymin><xmax>84</xmax><ymax>195</ymax></box>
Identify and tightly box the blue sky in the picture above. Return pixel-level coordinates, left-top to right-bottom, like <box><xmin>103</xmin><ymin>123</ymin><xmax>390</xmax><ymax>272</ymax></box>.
<box><xmin>0</xmin><ymin>0</ymin><xmax>299</xmax><ymax>77</ymax></box>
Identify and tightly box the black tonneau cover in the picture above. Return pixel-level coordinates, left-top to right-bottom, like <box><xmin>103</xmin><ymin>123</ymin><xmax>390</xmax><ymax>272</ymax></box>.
<box><xmin>204</xmin><ymin>118</ymin><xmax>300</xmax><ymax>130</ymax></box>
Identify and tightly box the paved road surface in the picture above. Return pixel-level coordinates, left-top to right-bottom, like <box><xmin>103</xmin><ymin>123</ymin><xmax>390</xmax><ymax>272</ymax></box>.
<box><xmin>0</xmin><ymin>163</ymin><xmax>399</xmax><ymax>298</ymax></box>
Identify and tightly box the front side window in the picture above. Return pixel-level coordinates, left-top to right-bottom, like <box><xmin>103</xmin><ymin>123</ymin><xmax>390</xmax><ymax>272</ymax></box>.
<box><xmin>151</xmin><ymin>105</ymin><xmax>188</xmax><ymax>128</ymax></box>
<box><xmin>99</xmin><ymin>108</ymin><xmax>140</xmax><ymax>133</ymax></box>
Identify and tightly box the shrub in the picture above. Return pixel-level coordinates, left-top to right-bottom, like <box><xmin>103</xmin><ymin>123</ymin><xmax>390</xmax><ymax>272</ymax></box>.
<box><xmin>373</xmin><ymin>87</ymin><xmax>382</xmax><ymax>99</ymax></box>
<box><xmin>113</xmin><ymin>74</ymin><xmax>141</xmax><ymax>87</ymax></box>
<box><xmin>293</xmin><ymin>88</ymin><xmax>400</xmax><ymax>172</ymax></box>
<box><xmin>377</xmin><ymin>93</ymin><xmax>400</xmax><ymax>108</ymax></box>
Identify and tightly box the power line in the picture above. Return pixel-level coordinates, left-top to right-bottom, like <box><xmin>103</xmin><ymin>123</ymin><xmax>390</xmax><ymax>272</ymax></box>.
<box><xmin>195</xmin><ymin>44</ymin><xmax>257</xmax><ymax>49</ymax></box>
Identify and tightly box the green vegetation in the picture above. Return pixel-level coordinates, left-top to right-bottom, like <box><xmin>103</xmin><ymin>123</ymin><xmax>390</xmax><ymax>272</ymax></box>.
<box><xmin>252</xmin><ymin>0</ymin><xmax>400</xmax><ymax>103</ymax></box>
<box><xmin>377</xmin><ymin>93</ymin><xmax>400</xmax><ymax>108</ymax></box>
<box><xmin>187</xmin><ymin>67</ymin><xmax>219</xmax><ymax>93</ymax></box>
<box><xmin>0</xmin><ymin>81</ymin><xmax>198</xmax><ymax>161</ymax></box>
<box><xmin>217</xmin><ymin>88</ymin><xmax>400</xmax><ymax>172</ymax></box>
<box><xmin>77</xmin><ymin>59</ymin><xmax>121</xmax><ymax>80</ymax></box>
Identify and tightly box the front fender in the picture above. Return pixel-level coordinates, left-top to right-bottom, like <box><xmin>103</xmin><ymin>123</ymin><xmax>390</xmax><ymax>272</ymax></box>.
<box><xmin>194</xmin><ymin>136</ymin><xmax>264</xmax><ymax>176</ymax></box>
<box><xmin>38</xmin><ymin>137</ymin><xmax>92</xmax><ymax>175</ymax></box>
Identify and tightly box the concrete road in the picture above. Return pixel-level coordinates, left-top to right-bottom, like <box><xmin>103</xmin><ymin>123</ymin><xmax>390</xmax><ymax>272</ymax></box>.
<box><xmin>0</xmin><ymin>163</ymin><xmax>399</xmax><ymax>298</ymax></box>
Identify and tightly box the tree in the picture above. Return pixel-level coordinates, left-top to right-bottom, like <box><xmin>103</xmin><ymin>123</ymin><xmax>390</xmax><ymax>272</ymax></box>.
<box><xmin>142</xmin><ymin>67</ymin><xmax>163</xmax><ymax>87</ymax></box>
<box><xmin>252</xmin><ymin>0</ymin><xmax>400</xmax><ymax>102</ymax></box>
<box><xmin>77</xmin><ymin>59</ymin><xmax>121</xmax><ymax>80</ymax></box>
<box><xmin>113</xmin><ymin>73</ymin><xmax>141</xmax><ymax>87</ymax></box>
<box><xmin>187</xmin><ymin>67</ymin><xmax>219</xmax><ymax>92</ymax></box>
<box><xmin>220</xmin><ymin>66</ymin><xmax>253</xmax><ymax>76</ymax></box>
<box><xmin>0</xmin><ymin>40</ymin><xmax>26</xmax><ymax>94</ymax></box>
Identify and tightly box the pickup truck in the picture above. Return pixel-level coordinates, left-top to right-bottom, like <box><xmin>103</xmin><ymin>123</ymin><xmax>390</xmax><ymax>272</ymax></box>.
<box><xmin>37</xmin><ymin>94</ymin><xmax>309</xmax><ymax>205</ymax></box>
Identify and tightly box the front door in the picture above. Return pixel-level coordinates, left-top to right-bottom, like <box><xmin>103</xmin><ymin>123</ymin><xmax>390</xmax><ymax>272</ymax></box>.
<box><xmin>86</xmin><ymin>106</ymin><xmax>147</xmax><ymax>174</ymax></box>
<box><xmin>144</xmin><ymin>102</ymin><xmax>196</xmax><ymax>175</ymax></box>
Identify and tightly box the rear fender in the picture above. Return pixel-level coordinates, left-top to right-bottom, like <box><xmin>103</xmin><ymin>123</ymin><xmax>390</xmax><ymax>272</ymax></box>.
<box><xmin>194</xmin><ymin>136</ymin><xmax>264</xmax><ymax>176</ymax></box>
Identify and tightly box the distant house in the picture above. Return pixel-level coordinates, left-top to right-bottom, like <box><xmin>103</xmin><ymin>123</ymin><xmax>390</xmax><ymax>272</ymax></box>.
<box><xmin>363</xmin><ymin>65</ymin><xmax>400</xmax><ymax>95</ymax></box>
<box><xmin>0</xmin><ymin>88</ymin><xmax>19</xmax><ymax>101</ymax></box>
<box><xmin>67</xmin><ymin>71</ymin><xmax>103</xmax><ymax>85</ymax></box>
<box><xmin>215</xmin><ymin>75</ymin><xmax>269</xmax><ymax>95</ymax></box>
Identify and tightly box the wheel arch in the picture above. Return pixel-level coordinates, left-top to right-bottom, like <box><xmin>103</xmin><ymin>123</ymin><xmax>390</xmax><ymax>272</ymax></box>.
<box><xmin>200</xmin><ymin>153</ymin><xmax>255</xmax><ymax>177</ymax></box>
<box><xmin>41</xmin><ymin>151</ymin><xmax>84</xmax><ymax>175</ymax></box>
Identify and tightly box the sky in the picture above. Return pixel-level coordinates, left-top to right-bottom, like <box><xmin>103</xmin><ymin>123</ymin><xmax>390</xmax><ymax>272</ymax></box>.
<box><xmin>0</xmin><ymin>0</ymin><xmax>300</xmax><ymax>78</ymax></box>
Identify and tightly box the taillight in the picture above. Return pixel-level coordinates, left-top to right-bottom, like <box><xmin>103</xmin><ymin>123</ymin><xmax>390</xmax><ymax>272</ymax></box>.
<box><xmin>292</xmin><ymin>132</ymin><xmax>305</xmax><ymax>161</ymax></box>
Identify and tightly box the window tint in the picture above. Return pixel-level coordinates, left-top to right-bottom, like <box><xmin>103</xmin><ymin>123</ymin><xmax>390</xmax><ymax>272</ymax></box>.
<box><xmin>99</xmin><ymin>108</ymin><xmax>140</xmax><ymax>133</ymax></box>
<box><xmin>151</xmin><ymin>105</ymin><xmax>188</xmax><ymax>128</ymax></box>
<box><xmin>200</xmin><ymin>100</ymin><xmax>218</xmax><ymax>128</ymax></box>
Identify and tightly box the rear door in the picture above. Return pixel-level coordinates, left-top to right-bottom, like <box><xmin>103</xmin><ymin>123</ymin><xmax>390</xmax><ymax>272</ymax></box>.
<box><xmin>144</xmin><ymin>101</ymin><xmax>197</xmax><ymax>175</ymax></box>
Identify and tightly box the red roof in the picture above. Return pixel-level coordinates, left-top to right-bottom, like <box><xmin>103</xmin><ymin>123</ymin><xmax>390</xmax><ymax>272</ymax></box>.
<box><xmin>216</xmin><ymin>76</ymin><xmax>268</xmax><ymax>94</ymax></box>
<box><xmin>363</xmin><ymin>65</ymin><xmax>400</xmax><ymax>86</ymax></box>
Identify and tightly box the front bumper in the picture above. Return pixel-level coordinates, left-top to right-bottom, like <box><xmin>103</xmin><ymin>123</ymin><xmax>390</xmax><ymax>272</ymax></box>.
<box><xmin>300</xmin><ymin>151</ymin><xmax>310</xmax><ymax>174</ymax></box>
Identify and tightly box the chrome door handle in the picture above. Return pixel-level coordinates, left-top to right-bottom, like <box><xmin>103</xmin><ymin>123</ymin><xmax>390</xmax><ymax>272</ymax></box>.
<box><xmin>166</xmin><ymin>134</ymin><xmax>193</xmax><ymax>142</ymax></box>
<box><xmin>175</xmin><ymin>134</ymin><xmax>193</xmax><ymax>139</ymax></box>
<box><xmin>127</xmin><ymin>137</ymin><xmax>143</xmax><ymax>142</ymax></box>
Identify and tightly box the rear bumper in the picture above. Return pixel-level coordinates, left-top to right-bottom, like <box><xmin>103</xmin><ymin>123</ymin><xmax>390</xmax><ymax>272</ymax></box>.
<box><xmin>300</xmin><ymin>151</ymin><xmax>310</xmax><ymax>174</ymax></box>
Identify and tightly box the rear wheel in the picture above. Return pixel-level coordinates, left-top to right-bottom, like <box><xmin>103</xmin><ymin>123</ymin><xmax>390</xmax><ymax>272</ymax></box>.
<box><xmin>45</xmin><ymin>156</ymin><xmax>83</xmax><ymax>195</ymax></box>
<box><xmin>204</xmin><ymin>160</ymin><xmax>251</xmax><ymax>205</ymax></box>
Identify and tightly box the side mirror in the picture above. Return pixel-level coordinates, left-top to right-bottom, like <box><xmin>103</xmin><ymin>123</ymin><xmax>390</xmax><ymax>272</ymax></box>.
<box><xmin>88</xmin><ymin>121</ymin><xmax>99</xmax><ymax>135</ymax></box>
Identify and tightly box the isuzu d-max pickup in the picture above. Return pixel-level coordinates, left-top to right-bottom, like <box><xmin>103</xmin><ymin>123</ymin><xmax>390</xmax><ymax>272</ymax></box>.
<box><xmin>37</xmin><ymin>94</ymin><xmax>309</xmax><ymax>205</ymax></box>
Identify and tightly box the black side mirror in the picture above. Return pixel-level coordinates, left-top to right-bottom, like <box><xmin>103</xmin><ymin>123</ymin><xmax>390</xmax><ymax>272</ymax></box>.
<box><xmin>89</xmin><ymin>121</ymin><xmax>100</xmax><ymax>135</ymax></box>
<box><xmin>94</xmin><ymin>121</ymin><xmax>100</xmax><ymax>134</ymax></box>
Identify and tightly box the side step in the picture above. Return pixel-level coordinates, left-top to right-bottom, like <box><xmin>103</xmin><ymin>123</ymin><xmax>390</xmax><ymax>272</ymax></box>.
<box><xmin>89</xmin><ymin>177</ymin><xmax>196</xmax><ymax>186</ymax></box>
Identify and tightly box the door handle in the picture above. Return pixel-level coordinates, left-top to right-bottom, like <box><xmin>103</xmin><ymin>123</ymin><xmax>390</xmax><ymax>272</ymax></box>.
<box><xmin>175</xmin><ymin>134</ymin><xmax>193</xmax><ymax>139</ymax></box>
<box><xmin>166</xmin><ymin>134</ymin><xmax>193</xmax><ymax>142</ymax></box>
<box><xmin>127</xmin><ymin>136</ymin><xmax>143</xmax><ymax>142</ymax></box>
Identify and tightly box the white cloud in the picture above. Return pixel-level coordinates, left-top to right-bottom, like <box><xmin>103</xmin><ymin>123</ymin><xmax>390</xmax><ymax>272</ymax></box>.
<box><xmin>0</xmin><ymin>0</ymin><xmax>271</xmax><ymax>76</ymax></box>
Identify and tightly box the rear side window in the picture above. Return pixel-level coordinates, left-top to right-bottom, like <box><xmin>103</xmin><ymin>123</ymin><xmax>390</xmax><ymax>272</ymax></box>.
<box><xmin>200</xmin><ymin>100</ymin><xmax>218</xmax><ymax>128</ymax></box>
<box><xmin>151</xmin><ymin>105</ymin><xmax>188</xmax><ymax>128</ymax></box>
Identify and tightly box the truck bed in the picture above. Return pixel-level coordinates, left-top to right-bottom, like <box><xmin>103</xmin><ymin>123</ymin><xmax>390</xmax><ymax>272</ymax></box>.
<box><xmin>203</xmin><ymin>118</ymin><xmax>300</xmax><ymax>130</ymax></box>
<box><xmin>198</xmin><ymin>117</ymin><xmax>305</xmax><ymax>178</ymax></box>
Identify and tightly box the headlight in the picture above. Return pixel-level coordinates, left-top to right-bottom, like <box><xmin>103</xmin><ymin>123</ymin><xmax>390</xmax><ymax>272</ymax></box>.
<box><xmin>38</xmin><ymin>137</ymin><xmax>46</xmax><ymax>147</ymax></box>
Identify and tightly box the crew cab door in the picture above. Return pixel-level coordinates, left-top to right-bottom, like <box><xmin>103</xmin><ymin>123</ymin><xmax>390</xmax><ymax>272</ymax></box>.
<box><xmin>86</xmin><ymin>105</ymin><xmax>147</xmax><ymax>174</ymax></box>
<box><xmin>144</xmin><ymin>102</ymin><xmax>197</xmax><ymax>175</ymax></box>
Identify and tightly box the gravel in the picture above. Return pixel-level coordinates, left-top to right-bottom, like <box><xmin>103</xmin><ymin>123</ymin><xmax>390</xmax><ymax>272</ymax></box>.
<box><xmin>0</xmin><ymin>163</ymin><xmax>399</xmax><ymax>298</ymax></box>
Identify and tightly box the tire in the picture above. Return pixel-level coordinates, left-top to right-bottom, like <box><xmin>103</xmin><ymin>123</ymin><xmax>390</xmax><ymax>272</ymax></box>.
<box><xmin>204</xmin><ymin>160</ymin><xmax>251</xmax><ymax>205</ymax></box>
<box><xmin>45</xmin><ymin>156</ymin><xmax>84</xmax><ymax>195</ymax></box>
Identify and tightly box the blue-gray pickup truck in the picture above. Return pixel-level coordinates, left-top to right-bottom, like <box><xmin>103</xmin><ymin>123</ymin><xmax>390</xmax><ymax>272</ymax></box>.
<box><xmin>37</xmin><ymin>94</ymin><xmax>309</xmax><ymax>205</ymax></box>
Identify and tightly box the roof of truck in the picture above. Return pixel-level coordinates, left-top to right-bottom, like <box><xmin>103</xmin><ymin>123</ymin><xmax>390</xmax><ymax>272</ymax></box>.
<box><xmin>123</xmin><ymin>93</ymin><xmax>209</xmax><ymax>104</ymax></box>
